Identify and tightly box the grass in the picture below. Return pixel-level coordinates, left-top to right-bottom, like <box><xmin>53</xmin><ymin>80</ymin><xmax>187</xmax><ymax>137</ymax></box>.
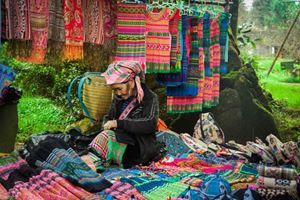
<box><xmin>17</xmin><ymin>96</ymin><xmax>76</xmax><ymax>143</ymax></box>
<box><xmin>253</xmin><ymin>56</ymin><xmax>300</xmax><ymax>141</ymax></box>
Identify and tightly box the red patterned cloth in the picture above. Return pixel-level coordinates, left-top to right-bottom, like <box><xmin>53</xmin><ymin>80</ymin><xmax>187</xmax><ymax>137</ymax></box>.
<box><xmin>26</xmin><ymin>0</ymin><xmax>49</xmax><ymax>64</ymax></box>
<box><xmin>63</xmin><ymin>0</ymin><xmax>84</xmax><ymax>60</ymax></box>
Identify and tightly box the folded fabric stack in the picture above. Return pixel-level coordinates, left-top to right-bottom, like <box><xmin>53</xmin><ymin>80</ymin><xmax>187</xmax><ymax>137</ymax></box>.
<box><xmin>256</xmin><ymin>165</ymin><xmax>298</xmax><ymax>200</ymax></box>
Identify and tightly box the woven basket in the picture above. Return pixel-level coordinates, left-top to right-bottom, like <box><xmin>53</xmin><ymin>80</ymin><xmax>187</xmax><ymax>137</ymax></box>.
<box><xmin>82</xmin><ymin>76</ymin><xmax>112</xmax><ymax>121</ymax></box>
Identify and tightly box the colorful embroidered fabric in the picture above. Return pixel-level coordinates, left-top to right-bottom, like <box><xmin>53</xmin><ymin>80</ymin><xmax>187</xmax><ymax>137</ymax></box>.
<box><xmin>103</xmin><ymin>181</ymin><xmax>146</xmax><ymax>200</ymax></box>
<box><xmin>26</xmin><ymin>138</ymin><xmax>112</xmax><ymax>192</ymax></box>
<box><xmin>167</xmin><ymin>16</ymin><xmax>199</xmax><ymax>97</ymax></box>
<box><xmin>90</xmin><ymin>130</ymin><xmax>127</xmax><ymax>166</ymax></box>
<box><xmin>114</xmin><ymin>4</ymin><xmax>146</xmax><ymax>62</ymax></box>
<box><xmin>102</xmin><ymin>0</ymin><xmax>117</xmax><ymax>43</ymax></box>
<box><xmin>145</xmin><ymin>7</ymin><xmax>172</xmax><ymax>73</ymax></box>
<box><xmin>166</xmin><ymin>17</ymin><xmax>205</xmax><ymax>113</ymax></box>
<box><xmin>257</xmin><ymin>165</ymin><xmax>298</xmax><ymax>180</ymax></box>
<box><xmin>210</xmin><ymin>16</ymin><xmax>221</xmax><ymax>105</ymax></box>
<box><xmin>63</xmin><ymin>0</ymin><xmax>84</xmax><ymax>60</ymax></box>
<box><xmin>26</xmin><ymin>0</ymin><xmax>49</xmax><ymax>64</ymax></box>
<box><xmin>0</xmin><ymin>183</ymin><xmax>9</xmax><ymax>199</ymax></box>
<box><xmin>83</xmin><ymin>0</ymin><xmax>105</xmax><ymax>45</ymax></box>
<box><xmin>256</xmin><ymin>176</ymin><xmax>297</xmax><ymax>191</ymax></box>
<box><xmin>219</xmin><ymin>12</ymin><xmax>230</xmax><ymax>74</ymax></box>
<box><xmin>7</xmin><ymin>169</ymin><xmax>99</xmax><ymax>199</ymax></box>
<box><xmin>48</xmin><ymin>0</ymin><xmax>65</xmax><ymax>42</ymax></box>
<box><xmin>0</xmin><ymin>159</ymin><xmax>27</xmax><ymax>180</ymax></box>
<box><xmin>9</xmin><ymin>0</ymin><xmax>31</xmax><ymax>40</ymax></box>
<box><xmin>156</xmin><ymin>15</ymin><xmax>188</xmax><ymax>86</ymax></box>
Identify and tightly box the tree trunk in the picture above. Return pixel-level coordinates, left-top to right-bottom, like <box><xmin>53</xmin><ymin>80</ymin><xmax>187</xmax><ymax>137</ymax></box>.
<box><xmin>229</xmin><ymin>0</ymin><xmax>239</xmax><ymax>39</ymax></box>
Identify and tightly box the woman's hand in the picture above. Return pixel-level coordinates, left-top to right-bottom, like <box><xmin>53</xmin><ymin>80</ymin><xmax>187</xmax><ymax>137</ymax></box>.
<box><xmin>103</xmin><ymin>120</ymin><xmax>118</xmax><ymax>130</ymax></box>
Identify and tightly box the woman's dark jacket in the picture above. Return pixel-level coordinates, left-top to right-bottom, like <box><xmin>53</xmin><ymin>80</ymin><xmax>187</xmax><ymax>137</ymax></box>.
<box><xmin>102</xmin><ymin>84</ymin><xmax>160</xmax><ymax>165</ymax></box>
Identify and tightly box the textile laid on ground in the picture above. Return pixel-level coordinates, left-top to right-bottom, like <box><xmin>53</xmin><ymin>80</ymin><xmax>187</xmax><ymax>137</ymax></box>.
<box><xmin>48</xmin><ymin>0</ymin><xmax>65</xmax><ymax>42</ymax></box>
<box><xmin>114</xmin><ymin>3</ymin><xmax>146</xmax><ymax>62</ymax></box>
<box><xmin>145</xmin><ymin>7</ymin><xmax>172</xmax><ymax>73</ymax></box>
<box><xmin>26</xmin><ymin>0</ymin><xmax>49</xmax><ymax>64</ymax></box>
<box><xmin>83</xmin><ymin>0</ymin><xmax>106</xmax><ymax>45</ymax></box>
<box><xmin>26</xmin><ymin>137</ymin><xmax>112</xmax><ymax>192</ymax></box>
<box><xmin>63</xmin><ymin>0</ymin><xmax>84</xmax><ymax>60</ymax></box>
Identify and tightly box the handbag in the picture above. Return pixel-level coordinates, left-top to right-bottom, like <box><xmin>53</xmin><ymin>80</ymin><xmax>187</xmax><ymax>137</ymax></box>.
<box><xmin>67</xmin><ymin>72</ymin><xmax>112</xmax><ymax>123</ymax></box>
<box><xmin>193</xmin><ymin>112</ymin><xmax>225</xmax><ymax>144</ymax></box>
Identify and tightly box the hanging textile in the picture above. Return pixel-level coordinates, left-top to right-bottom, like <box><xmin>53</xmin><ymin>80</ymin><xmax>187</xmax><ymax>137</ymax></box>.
<box><xmin>9</xmin><ymin>0</ymin><xmax>31</xmax><ymax>40</ymax></box>
<box><xmin>26</xmin><ymin>0</ymin><xmax>49</xmax><ymax>64</ymax></box>
<box><xmin>166</xmin><ymin>16</ymin><xmax>199</xmax><ymax>97</ymax></box>
<box><xmin>102</xmin><ymin>0</ymin><xmax>117</xmax><ymax>44</ymax></box>
<box><xmin>145</xmin><ymin>7</ymin><xmax>172</xmax><ymax>73</ymax></box>
<box><xmin>219</xmin><ymin>12</ymin><xmax>230</xmax><ymax>73</ymax></box>
<box><xmin>114</xmin><ymin>3</ymin><xmax>146</xmax><ymax>63</ymax></box>
<box><xmin>210</xmin><ymin>16</ymin><xmax>221</xmax><ymax>105</ymax></box>
<box><xmin>1</xmin><ymin>1</ymin><xmax>11</xmax><ymax>40</ymax></box>
<box><xmin>83</xmin><ymin>0</ymin><xmax>105</xmax><ymax>45</ymax></box>
<box><xmin>63</xmin><ymin>0</ymin><xmax>84</xmax><ymax>60</ymax></box>
<box><xmin>156</xmin><ymin>15</ymin><xmax>188</xmax><ymax>86</ymax></box>
<box><xmin>203</xmin><ymin>12</ymin><xmax>213</xmax><ymax>108</ymax></box>
<box><xmin>166</xmin><ymin>17</ymin><xmax>205</xmax><ymax>114</ymax></box>
<box><xmin>48</xmin><ymin>0</ymin><xmax>65</xmax><ymax>42</ymax></box>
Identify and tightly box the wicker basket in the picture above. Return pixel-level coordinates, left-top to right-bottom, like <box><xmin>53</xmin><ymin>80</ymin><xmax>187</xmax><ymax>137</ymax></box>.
<box><xmin>82</xmin><ymin>75</ymin><xmax>112</xmax><ymax>121</ymax></box>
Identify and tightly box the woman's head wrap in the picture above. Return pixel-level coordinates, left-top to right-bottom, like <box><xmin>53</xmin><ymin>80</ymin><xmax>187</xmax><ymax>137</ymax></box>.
<box><xmin>102</xmin><ymin>61</ymin><xmax>145</xmax><ymax>103</ymax></box>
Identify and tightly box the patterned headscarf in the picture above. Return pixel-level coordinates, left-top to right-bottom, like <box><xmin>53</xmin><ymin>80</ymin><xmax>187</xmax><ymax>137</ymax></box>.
<box><xmin>102</xmin><ymin>61</ymin><xmax>145</xmax><ymax>103</ymax></box>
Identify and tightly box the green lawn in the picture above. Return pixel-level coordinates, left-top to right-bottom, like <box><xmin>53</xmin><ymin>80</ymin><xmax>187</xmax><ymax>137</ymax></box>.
<box><xmin>255</xmin><ymin>57</ymin><xmax>300</xmax><ymax>109</ymax></box>
<box><xmin>17</xmin><ymin>96</ymin><xmax>75</xmax><ymax>143</ymax></box>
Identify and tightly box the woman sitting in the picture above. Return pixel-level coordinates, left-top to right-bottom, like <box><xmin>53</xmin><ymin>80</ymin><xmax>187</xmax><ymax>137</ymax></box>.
<box><xmin>89</xmin><ymin>61</ymin><xmax>162</xmax><ymax>168</ymax></box>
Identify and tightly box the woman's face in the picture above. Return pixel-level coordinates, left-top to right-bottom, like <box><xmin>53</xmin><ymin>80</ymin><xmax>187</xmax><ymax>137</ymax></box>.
<box><xmin>111</xmin><ymin>79</ymin><xmax>135</xmax><ymax>100</ymax></box>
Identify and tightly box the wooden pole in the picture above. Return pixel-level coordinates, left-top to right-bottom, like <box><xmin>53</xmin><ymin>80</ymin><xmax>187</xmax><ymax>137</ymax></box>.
<box><xmin>267</xmin><ymin>9</ymin><xmax>300</xmax><ymax>76</ymax></box>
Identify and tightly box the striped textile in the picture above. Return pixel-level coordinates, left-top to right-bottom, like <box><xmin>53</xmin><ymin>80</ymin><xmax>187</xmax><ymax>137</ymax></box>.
<box><xmin>27</xmin><ymin>138</ymin><xmax>112</xmax><ymax>192</ymax></box>
<box><xmin>114</xmin><ymin>3</ymin><xmax>146</xmax><ymax>62</ymax></box>
<box><xmin>210</xmin><ymin>16</ymin><xmax>221</xmax><ymax>105</ymax></box>
<box><xmin>8</xmin><ymin>169</ymin><xmax>99</xmax><ymax>199</ymax></box>
<box><xmin>167</xmin><ymin>16</ymin><xmax>199</xmax><ymax>97</ymax></box>
<box><xmin>166</xmin><ymin>18</ymin><xmax>205</xmax><ymax>113</ymax></box>
<box><xmin>48</xmin><ymin>0</ymin><xmax>65</xmax><ymax>42</ymax></box>
<box><xmin>103</xmin><ymin>181</ymin><xmax>146</xmax><ymax>200</ymax></box>
<box><xmin>83</xmin><ymin>0</ymin><xmax>105</xmax><ymax>45</ymax></box>
<box><xmin>9</xmin><ymin>0</ymin><xmax>31</xmax><ymax>40</ymax></box>
<box><xmin>156</xmin><ymin>15</ymin><xmax>187</xmax><ymax>86</ymax></box>
<box><xmin>145</xmin><ymin>7</ymin><xmax>172</xmax><ymax>73</ymax></box>
<box><xmin>0</xmin><ymin>159</ymin><xmax>27</xmax><ymax>180</ymax></box>
<box><xmin>26</xmin><ymin>0</ymin><xmax>49</xmax><ymax>64</ymax></box>
<box><xmin>63</xmin><ymin>0</ymin><xmax>84</xmax><ymax>60</ymax></box>
<box><xmin>203</xmin><ymin>12</ymin><xmax>213</xmax><ymax>108</ymax></box>
<box><xmin>219</xmin><ymin>12</ymin><xmax>230</xmax><ymax>74</ymax></box>
<box><xmin>90</xmin><ymin>130</ymin><xmax>127</xmax><ymax>166</ymax></box>
<box><xmin>120</xmin><ymin>176</ymin><xmax>189</xmax><ymax>200</ymax></box>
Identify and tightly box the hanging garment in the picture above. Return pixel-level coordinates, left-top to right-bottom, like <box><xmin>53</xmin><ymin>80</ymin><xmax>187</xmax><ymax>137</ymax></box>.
<box><xmin>26</xmin><ymin>0</ymin><xmax>49</xmax><ymax>64</ymax></box>
<box><xmin>166</xmin><ymin>16</ymin><xmax>200</xmax><ymax>97</ymax></box>
<box><xmin>166</xmin><ymin>17</ymin><xmax>205</xmax><ymax>113</ymax></box>
<box><xmin>219</xmin><ymin>12</ymin><xmax>230</xmax><ymax>74</ymax></box>
<box><xmin>63</xmin><ymin>0</ymin><xmax>84</xmax><ymax>60</ymax></box>
<box><xmin>48</xmin><ymin>0</ymin><xmax>65</xmax><ymax>42</ymax></box>
<box><xmin>1</xmin><ymin>0</ymin><xmax>11</xmax><ymax>40</ymax></box>
<box><xmin>102</xmin><ymin>0</ymin><xmax>117</xmax><ymax>44</ymax></box>
<box><xmin>145</xmin><ymin>7</ymin><xmax>172</xmax><ymax>73</ymax></box>
<box><xmin>9</xmin><ymin>0</ymin><xmax>31</xmax><ymax>40</ymax></box>
<box><xmin>210</xmin><ymin>16</ymin><xmax>221</xmax><ymax>105</ymax></box>
<box><xmin>114</xmin><ymin>3</ymin><xmax>146</xmax><ymax>62</ymax></box>
<box><xmin>156</xmin><ymin>14</ymin><xmax>188</xmax><ymax>86</ymax></box>
<box><xmin>83</xmin><ymin>0</ymin><xmax>105</xmax><ymax>45</ymax></box>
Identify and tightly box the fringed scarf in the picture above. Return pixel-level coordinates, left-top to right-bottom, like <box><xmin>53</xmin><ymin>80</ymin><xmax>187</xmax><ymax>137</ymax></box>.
<box><xmin>63</xmin><ymin>0</ymin><xmax>84</xmax><ymax>60</ymax></box>
<box><xmin>210</xmin><ymin>16</ymin><xmax>221</xmax><ymax>105</ymax></box>
<box><xmin>114</xmin><ymin>3</ymin><xmax>146</xmax><ymax>62</ymax></box>
<box><xmin>48</xmin><ymin>0</ymin><xmax>65</xmax><ymax>42</ymax></box>
<box><xmin>219</xmin><ymin>12</ymin><xmax>230</xmax><ymax>74</ymax></box>
<box><xmin>156</xmin><ymin>15</ymin><xmax>188</xmax><ymax>86</ymax></box>
<box><xmin>9</xmin><ymin>0</ymin><xmax>31</xmax><ymax>40</ymax></box>
<box><xmin>26</xmin><ymin>0</ymin><xmax>49</xmax><ymax>64</ymax></box>
<box><xmin>83</xmin><ymin>0</ymin><xmax>105</xmax><ymax>45</ymax></box>
<box><xmin>166</xmin><ymin>16</ymin><xmax>199</xmax><ymax>97</ymax></box>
